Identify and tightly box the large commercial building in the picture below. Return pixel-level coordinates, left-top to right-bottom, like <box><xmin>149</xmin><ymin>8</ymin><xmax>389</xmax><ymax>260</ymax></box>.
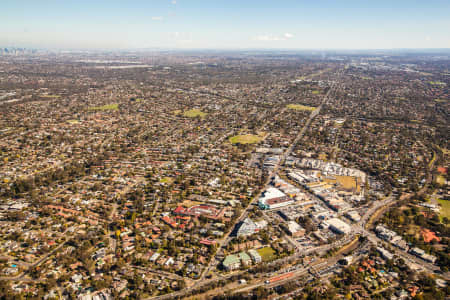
<box><xmin>326</xmin><ymin>218</ymin><xmax>351</xmax><ymax>235</ymax></box>
<box><xmin>345</xmin><ymin>210</ymin><xmax>361</xmax><ymax>222</ymax></box>
<box><xmin>222</xmin><ymin>255</ymin><xmax>240</xmax><ymax>271</ymax></box>
<box><xmin>258</xmin><ymin>187</ymin><xmax>294</xmax><ymax>210</ymax></box>
<box><xmin>248</xmin><ymin>249</ymin><xmax>262</xmax><ymax>263</ymax></box>
<box><xmin>282</xmin><ymin>221</ymin><xmax>306</xmax><ymax>237</ymax></box>
<box><xmin>236</xmin><ymin>218</ymin><xmax>267</xmax><ymax>237</ymax></box>
<box><xmin>238</xmin><ymin>252</ymin><xmax>252</xmax><ymax>266</ymax></box>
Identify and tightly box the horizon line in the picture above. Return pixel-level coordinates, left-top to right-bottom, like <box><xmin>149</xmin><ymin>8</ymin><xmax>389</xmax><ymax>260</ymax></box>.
<box><xmin>2</xmin><ymin>46</ymin><xmax>450</xmax><ymax>52</ymax></box>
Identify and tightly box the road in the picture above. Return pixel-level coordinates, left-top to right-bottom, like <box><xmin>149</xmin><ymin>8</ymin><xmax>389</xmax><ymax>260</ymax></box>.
<box><xmin>144</xmin><ymin>73</ymin><xmax>342</xmax><ymax>299</ymax></box>
<box><xmin>254</xmin><ymin>187</ymin><xmax>441</xmax><ymax>298</ymax></box>
<box><xmin>198</xmin><ymin>76</ymin><xmax>339</xmax><ymax>283</ymax></box>
<box><xmin>0</xmin><ymin>229</ymin><xmax>71</xmax><ymax>282</ymax></box>
<box><xmin>144</xmin><ymin>194</ymin><xmax>369</xmax><ymax>299</ymax></box>
<box><xmin>145</xmin><ymin>244</ymin><xmax>348</xmax><ymax>300</ymax></box>
<box><xmin>133</xmin><ymin>265</ymin><xmax>185</xmax><ymax>281</ymax></box>
<box><xmin>361</xmin><ymin>195</ymin><xmax>396</xmax><ymax>227</ymax></box>
<box><xmin>108</xmin><ymin>203</ymin><xmax>118</xmax><ymax>254</ymax></box>
<box><xmin>162</xmin><ymin>70</ymin><xmax>444</xmax><ymax>299</ymax></box>
<box><xmin>359</xmin><ymin>228</ymin><xmax>450</xmax><ymax>280</ymax></box>
<box><xmin>226</xmin><ymin>251</ymin><xmax>348</xmax><ymax>295</ymax></box>
<box><xmin>263</xmin><ymin>141</ymin><xmax>448</xmax><ymax>299</ymax></box>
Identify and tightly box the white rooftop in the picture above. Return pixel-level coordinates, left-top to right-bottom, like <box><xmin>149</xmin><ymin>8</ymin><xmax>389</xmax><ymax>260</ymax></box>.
<box><xmin>326</xmin><ymin>217</ymin><xmax>351</xmax><ymax>234</ymax></box>
<box><xmin>287</xmin><ymin>221</ymin><xmax>304</xmax><ymax>233</ymax></box>
<box><xmin>259</xmin><ymin>187</ymin><xmax>286</xmax><ymax>202</ymax></box>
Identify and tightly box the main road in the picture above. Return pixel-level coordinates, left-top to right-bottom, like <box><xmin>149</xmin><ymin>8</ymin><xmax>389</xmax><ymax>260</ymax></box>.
<box><xmin>143</xmin><ymin>72</ymin><xmax>344</xmax><ymax>300</ymax></box>
<box><xmin>161</xmin><ymin>68</ymin><xmax>447</xmax><ymax>299</ymax></box>
<box><xmin>197</xmin><ymin>73</ymin><xmax>341</xmax><ymax>283</ymax></box>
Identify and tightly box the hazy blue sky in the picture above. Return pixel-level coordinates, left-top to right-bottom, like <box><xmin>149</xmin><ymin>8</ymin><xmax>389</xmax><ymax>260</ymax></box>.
<box><xmin>1</xmin><ymin>0</ymin><xmax>450</xmax><ymax>49</ymax></box>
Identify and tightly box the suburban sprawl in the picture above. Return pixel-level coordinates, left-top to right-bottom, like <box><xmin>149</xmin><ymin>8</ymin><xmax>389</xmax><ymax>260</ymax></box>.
<box><xmin>0</xmin><ymin>48</ymin><xmax>449</xmax><ymax>299</ymax></box>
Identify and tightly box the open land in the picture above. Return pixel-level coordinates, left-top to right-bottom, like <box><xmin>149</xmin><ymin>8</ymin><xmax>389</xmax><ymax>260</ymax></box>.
<box><xmin>88</xmin><ymin>103</ymin><xmax>119</xmax><ymax>111</ymax></box>
<box><xmin>229</xmin><ymin>134</ymin><xmax>263</xmax><ymax>144</ymax></box>
<box><xmin>183</xmin><ymin>109</ymin><xmax>207</xmax><ymax>118</ymax></box>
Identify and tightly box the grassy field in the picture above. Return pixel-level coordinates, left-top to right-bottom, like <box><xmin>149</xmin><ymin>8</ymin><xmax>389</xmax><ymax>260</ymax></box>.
<box><xmin>181</xmin><ymin>200</ymin><xmax>202</xmax><ymax>208</ymax></box>
<box><xmin>257</xmin><ymin>247</ymin><xmax>276</xmax><ymax>262</ymax></box>
<box><xmin>287</xmin><ymin>104</ymin><xmax>316</xmax><ymax>111</ymax></box>
<box><xmin>436</xmin><ymin>175</ymin><xmax>446</xmax><ymax>185</ymax></box>
<box><xmin>429</xmin><ymin>81</ymin><xmax>446</xmax><ymax>86</ymax></box>
<box><xmin>229</xmin><ymin>134</ymin><xmax>263</xmax><ymax>144</ymax></box>
<box><xmin>311</xmin><ymin>90</ymin><xmax>320</xmax><ymax>95</ymax></box>
<box><xmin>67</xmin><ymin>119</ymin><xmax>80</xmax><ymax>124</ymax></box>
<box><xmin>89</xmin><ymin>103</ymin><xmax>119</xmax><ymax>111</ymax></box>
<box><xmin>160</xmin><ymin>177</ymin><xmax>174</xmax><ymax>184</ymax></box>
<box><xmin>41</xmin><ymin>95</ymin><xmax>60</xmax><ymax>98</ymax></box>
<box><xmin>183</xmin><ymin>109</ymin><xmax>207</xmax><ymax>118</ymax></box>
<box><xmin>437</xmin><ymin>199</ymin><xmax>450</xmax><ymax>222</ymax></box>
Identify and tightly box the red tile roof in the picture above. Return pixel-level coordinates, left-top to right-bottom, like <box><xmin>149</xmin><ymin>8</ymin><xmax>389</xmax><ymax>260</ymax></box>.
<box><xmin>421</xmin><ymin>229</ymin><xmax>440</xmax><ymax>243</ymax></box>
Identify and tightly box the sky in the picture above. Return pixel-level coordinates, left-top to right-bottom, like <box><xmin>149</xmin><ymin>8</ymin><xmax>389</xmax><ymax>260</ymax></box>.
<box><xmin>1</xmin><ymin>0</ymin><xmax>450</xmax><ymax>50</ymax></box>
